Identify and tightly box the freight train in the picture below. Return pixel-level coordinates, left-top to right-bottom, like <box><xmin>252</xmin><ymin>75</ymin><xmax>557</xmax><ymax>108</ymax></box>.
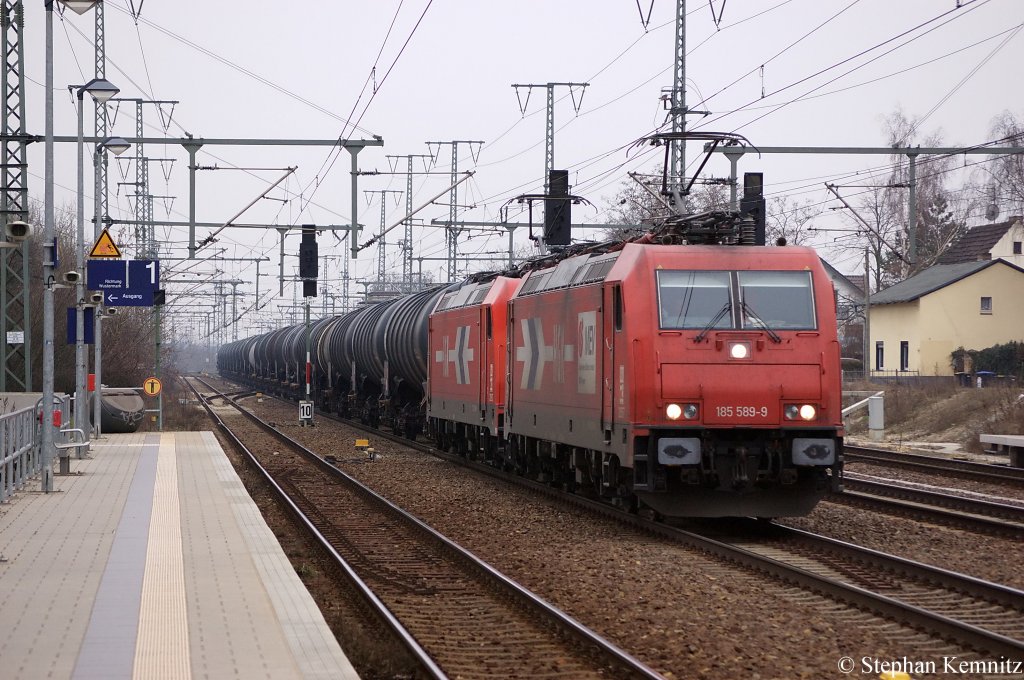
<box><xmin>218</xmin><ymin>212</ymin><xmax>844</xmax><ymax>517</ymax></box>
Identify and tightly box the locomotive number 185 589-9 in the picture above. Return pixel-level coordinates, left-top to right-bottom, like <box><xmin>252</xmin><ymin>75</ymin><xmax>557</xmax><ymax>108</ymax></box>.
<box><xmin>715</xmin><ymin>406</ymin><xmax>768</xmax><ymax>418</ymax></box>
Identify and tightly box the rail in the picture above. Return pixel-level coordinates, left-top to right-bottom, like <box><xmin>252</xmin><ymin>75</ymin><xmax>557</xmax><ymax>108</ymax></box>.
<box><xmin>844</xmin><ymin>445</ymin><xmax>1024</xmax><ymax>483</ymax></box>
<box><xmin>191</xmin><ymin>376</ymin><xmax>664</xmax><ymax>680</ymax></box>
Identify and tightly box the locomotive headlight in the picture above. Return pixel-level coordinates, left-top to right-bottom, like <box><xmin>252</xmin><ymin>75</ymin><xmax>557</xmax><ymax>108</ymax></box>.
<box><xmin>784</xmin><ymin>404</ymin><xmax>818</xmax><ymax>421</ymax></box>
<box><xmin>729</xmin><ymin>342</ymin><xmax>750</xmax><ymax>359</ymax></box>
<box><xmin>682</xmin><ymin>403</ymin><xmax>699</xmax><ymax>420</ymax></box>
<box><xmin>666</xmin><ymin>403</ymin><xmax>682</xmax><ymax>420</ymax></box>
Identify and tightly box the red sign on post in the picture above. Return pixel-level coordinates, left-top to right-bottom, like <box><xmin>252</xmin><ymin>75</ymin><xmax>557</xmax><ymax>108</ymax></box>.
<box><xmin>39</xmin><ymin>409</ymin><xmax>61</xmax><ymax>427</ymax></box>
<box><xmin>88</xmin><ymin>373</ymin><xmax>96</xmax><ymax>392</ymax></box>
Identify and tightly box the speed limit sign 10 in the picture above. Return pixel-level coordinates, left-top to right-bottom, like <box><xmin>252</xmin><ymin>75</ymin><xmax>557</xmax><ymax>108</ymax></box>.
<box><xmin>299</xmin><ymin>401</ymin><xmax>313</xmax><ymax>423</ymax></box>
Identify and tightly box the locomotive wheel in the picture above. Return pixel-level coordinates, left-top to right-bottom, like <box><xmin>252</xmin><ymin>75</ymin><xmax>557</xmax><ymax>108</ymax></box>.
<box><xmin>509</xmin><ymin>438</ymin><xmax>520</xmax><ymax>474</ymax></box>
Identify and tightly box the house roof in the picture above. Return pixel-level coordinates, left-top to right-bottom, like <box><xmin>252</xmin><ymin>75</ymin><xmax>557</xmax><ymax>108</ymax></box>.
<box><xmin>870</xmin><ymin>259</ymin><xmax>1024</xmax><ymax>304</ymax></box>
<box><xmin>819</xmin><ymin>258</ymin><xmax>863</xmax><ymax>295</ymax></box>
<box><xmin>936</xmin><ymin>219</ymin><xmax>1019</xmax><ymax>264</ymax></box>
<box><xmin>844</xmin><ymin>273</ymin><xmax>867</xmax><ymax>296</ymax></box>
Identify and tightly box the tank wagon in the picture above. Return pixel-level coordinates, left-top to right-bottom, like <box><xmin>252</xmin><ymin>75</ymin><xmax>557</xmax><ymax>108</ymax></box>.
<box><xmin>218</xmin><ymin>213</ymin><xmax>844</xmax><ymax>517</ymax></box>
<box><xmin>89</xmin><ymin>388</ymin><xmax>145</xmax><ymax>433</ymax></box>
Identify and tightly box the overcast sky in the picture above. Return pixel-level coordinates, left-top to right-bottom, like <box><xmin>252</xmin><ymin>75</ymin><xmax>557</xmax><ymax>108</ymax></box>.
<box><xmin>24</xmin><ymin>0</ymin><xmax>1024</xmax><ymax>339</ymax></box>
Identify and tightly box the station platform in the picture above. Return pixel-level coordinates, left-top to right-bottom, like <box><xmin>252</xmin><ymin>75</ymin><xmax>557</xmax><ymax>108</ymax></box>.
<box><xmin>0</xmin><ymin>431</ymin><xmax>358</xmax><ymax>680</ymax></box>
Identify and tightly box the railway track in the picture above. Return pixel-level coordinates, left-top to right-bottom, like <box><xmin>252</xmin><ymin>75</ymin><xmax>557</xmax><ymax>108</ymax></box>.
<box><xmin>188</xmin><ymin>377</ymin><xmax>662</xmax><ymax>680</ymax></box>
<box><xmin>845</xmin><ymin>445</ymin><xmax>1024</xmax><ymax>485</ymax></box>
<box><xmin>690</xmin><ymin>522</ymin><xmax>1024</xmax><ymax>659</ymax></box>
<box><xmin>836</xmin><ymin>473</ymin><xmax>1024</xmax><ymax>538</ymax></box>
<box><xmin>382</xmin><ymin>416</ymin><xmax>1024</xmax><ymax>658</ymax></box>
<box><xmin>211</xmin><ymin>376</ymin><xmax>1024</xmax><ymax>662</ymax></box>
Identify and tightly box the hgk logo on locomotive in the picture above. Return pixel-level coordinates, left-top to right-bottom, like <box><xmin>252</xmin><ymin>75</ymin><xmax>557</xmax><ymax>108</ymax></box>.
<box><xmin>517</xmin><ymin>312</ymin><xmax>596</xmax><ymax>392</ymax></box>
<box><xmin>576</xmin><ymin>311</ymin><xmax>596</xmax><ymax>394</ymax></box>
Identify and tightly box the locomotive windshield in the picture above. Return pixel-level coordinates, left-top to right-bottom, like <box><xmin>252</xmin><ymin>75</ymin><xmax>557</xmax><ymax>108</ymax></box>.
<box><xmin>657</xmin><ymin>270</ymin><xmax>816</xmax><ymax>330</ymax></box>
<box><xmin>657</xmin><ymin>271</ymin><xmax>731</xmax><ymax>329</ymax></box>
<box><xmin>738</xmin><ymin>271</ymin><xmax>816</xmax><ymax>330</ymax></box>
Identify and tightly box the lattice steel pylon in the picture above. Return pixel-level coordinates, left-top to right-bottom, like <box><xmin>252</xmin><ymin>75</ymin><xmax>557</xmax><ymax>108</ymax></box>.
<box><xmin>668</xmin><ymin>0</ymin><xmax>686</xmax><ymax>196</ymax></box>
<box><xmin>94</xmin><ymin>1</ymin><xmax>109</xmax><ymax>232</ymax></box>
<box><xmin>425</xmin><ymin>139</ymin><xmax>483</xmax><ymax>283</ymax></box>
<box><xmin>0</xmin><ymin>0</ymin><xmax>31</xmax><ymax>391</ymax></box>
<box><xmin>386</xmin><ymin>152</ymin><xmax>430</xmax><ymax>292</ymax></box>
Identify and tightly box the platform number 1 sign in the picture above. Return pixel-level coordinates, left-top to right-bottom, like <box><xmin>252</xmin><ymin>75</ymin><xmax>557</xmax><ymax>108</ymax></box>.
<box><xmin>299</xmin><ymin>400</ymin><xmax>313</xmax><ymax>424</ymax></box>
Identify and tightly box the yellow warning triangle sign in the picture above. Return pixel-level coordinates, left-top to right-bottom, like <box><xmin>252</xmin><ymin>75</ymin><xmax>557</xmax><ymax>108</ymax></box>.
<box><xmin>90</xmin><ymin>229</ymin><xmax>122</xmax><ymax>258</ymax></box>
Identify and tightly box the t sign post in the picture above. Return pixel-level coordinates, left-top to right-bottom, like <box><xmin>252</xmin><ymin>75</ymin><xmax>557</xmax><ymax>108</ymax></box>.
<box><xmin>143</xmin><ymin>376</ymin><xmax>162</xmax><ymax>428</ymax></box>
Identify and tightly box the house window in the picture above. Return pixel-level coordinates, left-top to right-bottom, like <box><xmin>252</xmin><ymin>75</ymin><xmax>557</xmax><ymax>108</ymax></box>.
<box><xmin>1014</xmin><ymin>241</ymin><xmax>1022</xmax><ymax>255</ymax></box>
<box><xmin>981</xmin><ymin>296</ymin><xmax>992</xmax><ymax>314</ymax></box>
<box><xmin>875</xmin><ymin>341</ymin><xmax>884</xmax><ymax>370</ymax></box>
<box><xmin>900</xmin><ymin>341</ymin><xmax>909</xmax><ymax>371</ymax></box>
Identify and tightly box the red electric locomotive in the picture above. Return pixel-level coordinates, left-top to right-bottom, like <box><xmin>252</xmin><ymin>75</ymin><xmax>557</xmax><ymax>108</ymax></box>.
<box><xmin>427</xmin><ymin>276</ymin><xmax>523</xmax><ymax>455</ymax></box>
<box><xmin>500</xmin><ymin>241</ymin><xmax>843</xmax><ymax>517</ymax></box>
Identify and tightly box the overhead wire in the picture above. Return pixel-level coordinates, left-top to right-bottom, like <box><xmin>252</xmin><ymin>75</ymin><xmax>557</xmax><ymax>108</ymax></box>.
<box><xmin>691</xmin><ymin>0</ymin><xmax>864</xmax><ymax>111</ymax></box>
<box><xmin>693</xmin><ymin>0</ymin><xmax>990</xmax><ymax>134</ymax></box>
<box><xmin>906</xmin><ymin>23</ymin><xmax>1023</xmax><ymax>137</ymax></box>
<box><xmin>292</xmin><ymin>0</ymin><xmax>436</xmax><ymax>223</ymax></box>
<box><xmin>61</xmin><ymin>1</ymin><xmax>1019</xmax><ymax>296</ymax></box>
<box><xmin>104</xmin><ymin>0</ymin><xmax>377</xmax><ymax>136</ymax></box>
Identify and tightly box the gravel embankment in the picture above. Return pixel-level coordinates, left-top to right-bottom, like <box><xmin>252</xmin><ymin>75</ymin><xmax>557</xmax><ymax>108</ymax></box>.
<box><xmin>225</xmin><ymin>396</ymin><xmax>1008</xmax><ymax>678</ymax></box>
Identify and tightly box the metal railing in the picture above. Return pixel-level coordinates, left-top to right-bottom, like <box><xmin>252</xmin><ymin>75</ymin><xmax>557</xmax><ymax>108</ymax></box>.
<box><xmin>0</xmin><ymin>394</ymin><xmax>73</xmax><ymax>502</ymax></box>
<box><xmin>842</xmin><ymin>390</ymin><xmax>885</xmax><ymax>441</ymax></box>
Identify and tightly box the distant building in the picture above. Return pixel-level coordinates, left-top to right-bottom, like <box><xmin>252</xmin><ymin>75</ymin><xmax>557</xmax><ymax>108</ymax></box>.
<box><xmin>868</xmin><ymin>259</ymin><xmax>1024</xmax><ymax>377</ymax></box>
<box><xmin>937</xmin><ymin>216</ymin><xmax>1024</xmax><ymax>267</ymax></box>
<box><xmin>819</xmin><ymin>259</ymin><xmax>865</xmax><ymax>362</ymax></box>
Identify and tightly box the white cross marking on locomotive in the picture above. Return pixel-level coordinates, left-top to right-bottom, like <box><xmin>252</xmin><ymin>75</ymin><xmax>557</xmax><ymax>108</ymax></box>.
<box><xmin>552</xmin><ymin>323</ymin><xmax>575</xmax><ymax>384</ymax></box>
<box><xmin>516</xmin><ymin>318</ymin><xmax>573</xmax><ymax>389</ymax></box>
<box><xmin>433</xmin><ymin>325</ymin><xmax>474</xmax><ymax>384</ymax></box>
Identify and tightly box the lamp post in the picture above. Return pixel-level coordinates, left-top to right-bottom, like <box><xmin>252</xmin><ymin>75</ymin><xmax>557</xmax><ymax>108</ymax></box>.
<box><xmin>42</xmin><ymin>1</ymin><xmax>56</xmax><ymax>491</ymax></box>
<box><xmin>92</xmin><ymin>136</ymin><xmax>130</xmax><ymax>438</ymax></box>
<box><xmin>74</xmin><ymin>78</ymin><xmax>119</xmax><ymax>451</ymax></box>
<box><xmin>42</xmin><ymin>0</ymin><xmax>100</xmax><ymax>491</ymax></box>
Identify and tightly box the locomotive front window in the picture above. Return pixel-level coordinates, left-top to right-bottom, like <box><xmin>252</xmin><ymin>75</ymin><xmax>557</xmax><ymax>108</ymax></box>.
<box><xmin>738</xmin><ymin>271</ymin><xmax>816</xmax><ymax>329</ymax></box>
<box><xmin>657</xmin><ymin>271</ymin><xmax>731</xmax><ymax>329</ymax></box>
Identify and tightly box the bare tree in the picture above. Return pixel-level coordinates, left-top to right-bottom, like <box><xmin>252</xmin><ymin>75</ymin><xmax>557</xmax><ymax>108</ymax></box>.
<box><xmin>982</xmin><ymin>110</ymin><xmax>1024</xmax><ymax>218</ymax></box>
<box><xmin>602</xmin><ymin>169</ymin><xmax>672</xmax><ymax>240</ymax></box>
<box><xmin>601</xmin><ymin>168</ymin><xmax>730</xmax><ymax>240</ymax></box>
<box><xmin>766</xmin><ymin>195</ymin><xmax>821</xmax><ymax>246</ymax></box>
<box><xmin>835</xmin><ymin>108</ymin><xmax>969</xmax><ymax>288</ymax></box>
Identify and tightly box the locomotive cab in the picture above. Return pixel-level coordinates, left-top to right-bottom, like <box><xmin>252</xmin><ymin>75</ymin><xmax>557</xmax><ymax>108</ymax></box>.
<box><xmin>624</xmin><ymin>245</ymin><xmax>844</xmax><ymax>517</ymax></box>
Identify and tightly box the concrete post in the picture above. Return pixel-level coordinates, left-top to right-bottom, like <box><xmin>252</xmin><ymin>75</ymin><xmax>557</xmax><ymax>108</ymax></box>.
<box><xmin>868</xmin><ymin>394</ymin><xmax>884</xmax><ymax>442</ymax></box>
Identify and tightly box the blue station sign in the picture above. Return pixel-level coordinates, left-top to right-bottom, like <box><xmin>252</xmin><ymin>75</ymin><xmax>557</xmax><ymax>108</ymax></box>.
<box><xmin>102</xmin><ymin>289</ymin><xmax>155</xmax><ymax>307</ymax></box>
<box><xmin>86</xmin><ymin>259</ymin><xmax>159</xmax><ymax>291</ymax></box>
<box><xmin>86</xmin><ymin>260</ymin><xmax>160</xmax><ymax>308</ymax></box>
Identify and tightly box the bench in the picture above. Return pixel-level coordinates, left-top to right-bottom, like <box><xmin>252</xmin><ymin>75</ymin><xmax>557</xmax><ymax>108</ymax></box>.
<box><xmin>980</xmin><ymin>434</ymin><xmax>1024</xmax><ymax>468</ymax></box>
